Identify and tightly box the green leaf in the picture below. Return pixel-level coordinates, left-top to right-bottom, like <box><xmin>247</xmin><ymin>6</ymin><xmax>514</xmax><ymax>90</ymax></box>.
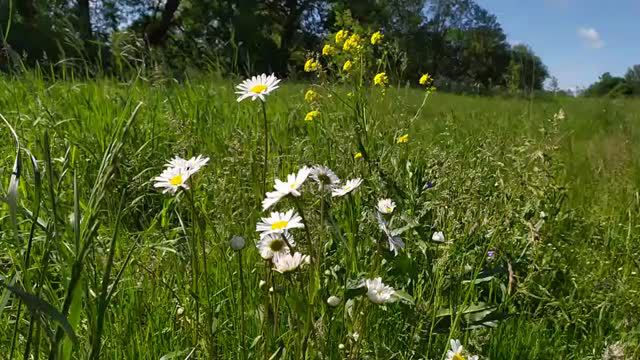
<box><xmin>345</xmin><ymin>279</ymin><xmax>366</xmax><ymax>299</ymax></box>
<box><xmin>393</xmin><ymin>289</ymin><xmax>415</xmax><ymax>305</ymax></box>
<box><xmin>0</xmin><ymin>282</ymin><xmax>78</xmax><ymax>344</ymax></box>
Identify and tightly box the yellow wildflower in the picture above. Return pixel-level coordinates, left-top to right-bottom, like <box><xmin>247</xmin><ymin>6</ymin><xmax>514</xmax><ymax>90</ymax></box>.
<box><xmin>335</xmin><ymin>30</ymin><xmax>349</xmax><ymax>44</ymax></box>
<box><xmin>370</xmin><ymin>31</ymin><xmax>384</xmax><ymax>45</ymax></box>
<box><xmin>343</xmin><ymin>60</ymin><xmax>353</xmax><ymax>72</ymax></box>
<box><xmin>419</xmin><ymin>73</ymin><xmax>433</xmax><ymax>86</ymax></box>
<box><xmin>373</xmin><ymin>72</ymin><xmax>388</xmax><ymax>87</ymax></box>
<box><xmin>322</xmin><ymin>44</ymin><xmax>336</xmax><ymax>56</ymax></box>
<box><xmin>305</xmin><ymin>110</ymin><xmax>320</xmax><ymax>122</ymax></box>
<box><xmin>304</xmin><ymin>58</ymin><xmax>319</xmax><ymax>72</ymax></box>
<box><xmin>343</xmin><ymin>34</ymin><xmax>362</xmax><ymax>52</ymax></box>
<box><xmin>397</xmin><ymin>134</ymin><xmax>409</xmax><ymax>144</ymax></box>
<box><xmin>354</xmin><ymin>152</ymin><xmax>363</xmax><ymax>160</ymax></box>
<box><xmin>305</xmin><ymin>89</ymin><xmax>318</xmax><ymax>103</ymax></box>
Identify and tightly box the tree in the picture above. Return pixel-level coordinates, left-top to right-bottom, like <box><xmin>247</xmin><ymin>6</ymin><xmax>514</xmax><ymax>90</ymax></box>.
<box><xmin>548</xmin><ymin>76</ymin><xmax>559</xmax><ymax>94</ymax></box>
<box><xmin>509</xmin><ymin>44</ymin><xmax>548</xmax><ymax>92</ymax></box>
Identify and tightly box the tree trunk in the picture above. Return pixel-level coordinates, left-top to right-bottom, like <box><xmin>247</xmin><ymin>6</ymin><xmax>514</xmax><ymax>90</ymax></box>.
<box><xmin>145</xmin><ymin>0</ymin><xmax>181</xmax><ymax>46</ymax></box>
<box><xmin>77</xmin><ymin>0</ymin><xmax>92</xmax><ymax>39</ymax></box>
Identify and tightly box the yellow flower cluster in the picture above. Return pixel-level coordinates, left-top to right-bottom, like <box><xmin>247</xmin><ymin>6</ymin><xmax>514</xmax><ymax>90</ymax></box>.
<box><xmin>354</xmin><ymin>152</ymin><xmax>363</xmax><ymax>160</ymax></box>
<box><xmin>305</xmin><ymin>89</ymin><xmax>318</xmax><ymax>103</ymax></box>
<box><xmin>419</xmin><ymin>73</ymin><xmax>432</xmax><ymax>85</ymax></box>
<box><xmin>335</xmin><ymin>30</ymin><xmax>349</xmax><ymax>44</ymax></box>
<box><xmin>305</xmin><ymin>110</ymin><xmax>320</xmax><ymax>122</ymax></box>
<box><xmin>370</xmin><ymin>31</ymin><xmax>384</xmax><ymax>45</ymax></box>
<box><xmin>343</xmin><ymin>60</ymin><xmax>353</xmax><ymax>72</ymax></box>
<box><xmin>322</xmin><ymin>44</ymin><xmax>336</xmax><ymax>56</ymax></box>
<box><xmin>373</xmin><ymin>72</ymin><xmax>388</xmax><ymax>87</ymax></box>
<box><xmin>419</xmin><ymin>73</ymin><xmax>436</xmax><ymax>93</ymax></box>
<box><xmin>397</xmin><ymin>134</ymin><xmax>409</xmax><ymax>144</ymax></box>
<box><xmin>304</xmin><ymin>58</ymin><xmax>319</xmax><ymax>72</ymax></box>
<box><xmin>343</xmin><ymin>34</ymin><xmax>362</xmax><ymax>52</ymax></box>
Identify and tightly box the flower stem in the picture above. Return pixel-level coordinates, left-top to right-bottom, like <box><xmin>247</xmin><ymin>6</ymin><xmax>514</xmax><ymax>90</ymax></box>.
<box><xmin>261</xmin><ymin>101</ymin><xmax>269</xmax><ymax>195</ymax></box>
<box><xmin>237</xmin><ymin>251</ymin><xmax>247</xmax><ymax>360</ymax></box>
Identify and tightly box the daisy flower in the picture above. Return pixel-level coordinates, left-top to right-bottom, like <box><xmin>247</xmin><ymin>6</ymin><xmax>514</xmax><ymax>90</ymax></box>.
<box><xmin>310</xmin><ymin>165</ymin><xmax>340</xmax><ymax>191</ymax></box>
<box><xmin>446</xmin><ymin>339</ymin><xmax>478</xmax><ymax>360</ymax></box>
<box><xmin>153</xmin><ymin>166</ymin><xmax>191</xmax><ymax>194</ymax></box>
<box><xmin>377</xmin><ymin>198</ymin><xmax>396</xmax><ymax>214</ymax></box>
<box><xmin>332</xmin><ymin>178</ymin><xmax>363</xmax><ymax>197</ymax></box>
<box><xmin>256</xmin><ymin>232</ymin><xmax>295</xmax><ymax>261</ymax></box>
<box><xmin>262</xmin><ymin>167</ymin><xmax>311</xmax><ymax>210</ymax></box>
<box><xmin>165</xmin><ymin>155</ymin><xmax>209</xmax><ymax>176</ymax></box>
<box><xmin>235</xmin><ymin>74</ymin><xmax>281</xmax><ymax>102</ymax></box>
<box><xmin>365</xmin><ymin>277</ymin><xmax>396</xmax><ymax>304</ymax></box>
<box><xmin>256</xmin><ymin>209</ymin><xmax>305</xmax><ymax>239</ymax></box>
<box><xmin>273</xmin><ymin>252</ymin><xmax>311</xmax><ymax>273</ymax></box>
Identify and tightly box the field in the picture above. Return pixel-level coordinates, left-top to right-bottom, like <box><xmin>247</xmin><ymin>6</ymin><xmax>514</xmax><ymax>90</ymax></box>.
<box><xmin>1</xmin><ymin>71</ymin><xmax>639</xmax><ymax>359</ymax></box>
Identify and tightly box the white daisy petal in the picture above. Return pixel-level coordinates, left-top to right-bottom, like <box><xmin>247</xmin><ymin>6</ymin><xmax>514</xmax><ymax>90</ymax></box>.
<box><xmin>331</xmin><ymin>178</ymin><xmax>363</xmax><ymax>197</ymax></box>
<box><xmin>236</xmin><ymin>74</ymin><xmax>281</xmax><ymax>103</ymax></box>
<box><xmin>365</xmin><ymin>277</ymin><xmax>396</xmax><ymax>304</ymax></box>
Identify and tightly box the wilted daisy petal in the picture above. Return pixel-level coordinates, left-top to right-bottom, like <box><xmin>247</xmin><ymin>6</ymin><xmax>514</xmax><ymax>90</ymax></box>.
<box><xmin>236</xmin><ymin>73</ymin><xmax>281</xmax><ymax>102</ymax></box>
<box><xmin>376</xmin><ymin>212</ymin><xmax>405</xmax><ymax>256</ymax></box>
<box><xmin>166</xmin><ymin>155</ymin><xmax>209</xmax><ymax>176</ymax></box>
<box><xmin>262</xmin><ymin>166</ymin><xmax>311</xmax><ymax>210</ymax></box>
<box><xmin>310</xmin><ymin>165</ymin><xmax>340</xmax><ymax>191</ymax></box>
<box><xmin>331</xmin><ymin>178</ymin><xmax>363</xmax><ymax>197</ymax></box>
<box><xmin>256</xmin><ymin>232</ymin><xmax>295</xmax><ymax>261</ymax></box>
<box><xmin>365</xmin><ymin>277</ymin><xmax>396</xmax><ymax>304</ymax></box>
<box><xmin>273</xmin><ymin>252</ymin><xmax>311</xmax><ymax>273</ymax></box>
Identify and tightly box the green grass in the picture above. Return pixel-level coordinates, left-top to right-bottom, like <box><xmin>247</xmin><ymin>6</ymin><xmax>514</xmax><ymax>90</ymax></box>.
<box><xmin>1</xmin><ymin>71</ymin><xmax>639</xmax><ymax>359</ymax></box>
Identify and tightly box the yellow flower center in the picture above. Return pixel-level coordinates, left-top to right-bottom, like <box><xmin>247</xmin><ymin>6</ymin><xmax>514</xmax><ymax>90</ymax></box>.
<box><xmin>453</xmin><ymin>354</ymin><xmax>465</xmax><ymax>360</ymax></box>
<box><xmin>271</xmin><ymin>220</ymin><xmax>289</xmax><ymax>230</ymax></box>
<box><xmin>169</xmin><ymin>174</ymin><xmax>183</xmax><ymax>186</ymax></box>
<box><xmin>250</xmin><ymin>84</ymin><xmax>268</xmax><ymax>94</ymax></box>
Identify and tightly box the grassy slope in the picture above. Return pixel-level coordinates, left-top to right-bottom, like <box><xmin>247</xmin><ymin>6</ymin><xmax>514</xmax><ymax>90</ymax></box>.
<box><xmin>0</xmin><ymin>73</ymin><xmax>639</xmax><ymax>359</ymax></box>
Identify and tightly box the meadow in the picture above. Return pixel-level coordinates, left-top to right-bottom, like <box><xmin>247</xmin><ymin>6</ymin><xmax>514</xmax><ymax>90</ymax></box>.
<box><xmin>1</xmin><ymin>68</ymin><xmax>639</xmax><ymax>359</ymax></box>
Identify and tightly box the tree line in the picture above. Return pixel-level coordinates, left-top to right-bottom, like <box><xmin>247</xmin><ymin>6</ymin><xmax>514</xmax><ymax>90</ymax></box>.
<box><xmin>3</xmin><ymin>0</ymin><xmax>550</xmax><ymax>94</ymax></box>
<box><xmin>581</xmin><ymin>65</ymin><xmax>640</xmax><ymax>97</ymax></box>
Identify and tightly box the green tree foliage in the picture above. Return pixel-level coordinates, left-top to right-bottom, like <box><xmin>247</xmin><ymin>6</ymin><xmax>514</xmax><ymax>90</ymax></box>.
<box><xmin>508</xmin><ymin>44</ymin><xmax>549</xmax><ymax>92</ymax></box>
<box><xmin>1</xmin><ymin>0</ymin><xmax>552</xmax><ymax>93</ymax></box>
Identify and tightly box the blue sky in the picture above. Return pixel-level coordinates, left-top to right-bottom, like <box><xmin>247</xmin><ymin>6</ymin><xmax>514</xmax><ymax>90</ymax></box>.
<box><xmin>475</xmin><ymin>0</ymin><xmax>640</xmax><ymax>90</ymax></box>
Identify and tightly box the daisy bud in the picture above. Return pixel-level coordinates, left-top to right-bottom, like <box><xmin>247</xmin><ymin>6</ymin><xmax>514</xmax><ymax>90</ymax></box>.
<box><xmin>338</xmin><ymin>344</ymin><xmax>345</xmax><ymax>350</ymax></box>
<box><xmin>327</xmin><ymin>296</ymin><xmax>341</xmax><ymax>307</ymax></box>
<box><xmin>259</xmin><ymin>280</ymin><xmax>267</xmax><ymax>289</ymax></box>
<box><xmin>432</xmin><ymin>231</ymin><xmax>445</xmax><ymax>243</ymax></box>
<box><xmin>230</xmin><ymin>235</ymin><xmax>246</xmax><ymax>251</ymax></box>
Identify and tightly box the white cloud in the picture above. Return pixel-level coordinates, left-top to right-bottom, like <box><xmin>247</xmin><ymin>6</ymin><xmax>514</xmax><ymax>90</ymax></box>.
<box><xmin>577</xmin><ymin>27</ymin><xmax>604</xmax><ymax>49</ymax></box>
